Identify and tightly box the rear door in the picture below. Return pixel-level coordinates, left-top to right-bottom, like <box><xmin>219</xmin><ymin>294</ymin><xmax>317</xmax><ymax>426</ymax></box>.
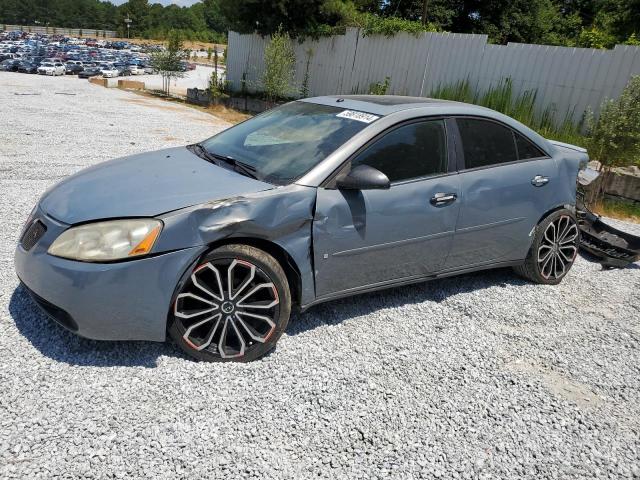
<box><xmin>445</xmin><ymin>117</ymin><xmax>558</xmax><ymax>269</ymax></box>
<box><xmin>313</xmin><ymin>118</ymin><xmax>461</xmax><ymax>298</ymax></box>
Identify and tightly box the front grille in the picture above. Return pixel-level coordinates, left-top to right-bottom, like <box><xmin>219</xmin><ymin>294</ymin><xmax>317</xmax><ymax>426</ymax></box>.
<box><xmin>20</xmin><ymin>219</ymin><xmax>47</xmax><ymax>251</ymax></box>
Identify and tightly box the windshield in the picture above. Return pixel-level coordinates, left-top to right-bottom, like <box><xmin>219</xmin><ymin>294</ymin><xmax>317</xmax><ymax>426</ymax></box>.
<box><xmin>200</xmin><ymin>101</ymin><xmax>376</xmax><ymax>185</ymax></box>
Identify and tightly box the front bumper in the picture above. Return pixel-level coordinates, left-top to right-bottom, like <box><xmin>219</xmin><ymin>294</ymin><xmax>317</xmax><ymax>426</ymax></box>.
<box><xmin>15</xmin><ymin>211</ymin><xmax>205</xmax><ymax>342</ymax></box>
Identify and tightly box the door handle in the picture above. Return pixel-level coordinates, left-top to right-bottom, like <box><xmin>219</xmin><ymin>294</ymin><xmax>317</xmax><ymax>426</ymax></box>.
<box><xmin>430</xmin><ymin>192</ymin><xmax>457</xmax><ymax>207</ymax></box>
<box><xmin>531</xmin><ymin>175</ymin><xmax>550</xmax><ymax>187</ymax></box>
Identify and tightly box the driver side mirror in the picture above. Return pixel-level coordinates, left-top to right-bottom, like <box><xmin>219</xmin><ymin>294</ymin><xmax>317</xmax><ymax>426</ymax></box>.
<box><xmin>336</xmin><ymin>165</ymin><xmax>390</xmax><ymax>190</ymax></box>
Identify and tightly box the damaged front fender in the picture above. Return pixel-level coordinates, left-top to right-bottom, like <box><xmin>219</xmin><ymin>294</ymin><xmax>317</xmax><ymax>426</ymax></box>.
<box><xmin>155</xmin><ymin>185</ymin><xmax>318</xmax><ymax>305</ymax></box>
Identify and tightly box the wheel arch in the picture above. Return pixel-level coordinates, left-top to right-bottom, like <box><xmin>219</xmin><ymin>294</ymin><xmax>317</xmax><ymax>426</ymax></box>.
<box><xmin>524</xmin><ymin>203</ymin><xmax>577</xmax><ymax>254</ymax></box>
<box><xmin>201</xmin><ymin>237</ymin><xmax>303</xmax><ymax>308</ymax></box>
<box><xmin>535</xmin><ymin>203</ymin><xmax>576</xmax><ymax>227</ymax></box>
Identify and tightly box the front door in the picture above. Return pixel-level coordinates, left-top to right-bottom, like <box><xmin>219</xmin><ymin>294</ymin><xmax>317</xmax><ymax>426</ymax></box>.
<box><xmin>312</xmin><ymin>118</ymin><xmax>461</xmax><ymax>298</ymax></box>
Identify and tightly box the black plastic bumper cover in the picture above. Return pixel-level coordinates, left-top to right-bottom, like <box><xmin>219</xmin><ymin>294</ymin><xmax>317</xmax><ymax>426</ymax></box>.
<box><xmin>21</xmin><ymin>283</ymin><xmax>79</xmax><ymax>332</ymax></box>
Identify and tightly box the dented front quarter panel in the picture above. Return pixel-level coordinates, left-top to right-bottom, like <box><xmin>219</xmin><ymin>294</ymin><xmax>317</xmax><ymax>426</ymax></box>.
<box><xmin>154</xmin><ymin>185</ymin><xmax>318</xmax><ymax>305</ymax></box>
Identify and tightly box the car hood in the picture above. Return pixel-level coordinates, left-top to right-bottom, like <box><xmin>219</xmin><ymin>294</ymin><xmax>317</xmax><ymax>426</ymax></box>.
<box><xmin>40</xmin><ymin>146</ymin><xmax>275</xmax><ymax>224</ymax></box>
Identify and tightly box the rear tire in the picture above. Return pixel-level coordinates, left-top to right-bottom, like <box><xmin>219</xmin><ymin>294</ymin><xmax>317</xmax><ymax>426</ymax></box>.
<box><xmin>168</xmin><ymin>244</ymin><xmax>291</xmax><ymax>362</ymax></box>
<box><xmin>514</xmin><ymin>209</ymin><xmax>580</xmax><ymax>285</ymax></box>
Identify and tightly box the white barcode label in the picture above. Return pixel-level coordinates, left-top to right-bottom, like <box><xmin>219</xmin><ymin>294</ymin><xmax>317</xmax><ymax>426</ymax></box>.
<box><xmin>336</xmin><ymin>110</ymin><xmax>379</xmax><ymax>123</ymax></box>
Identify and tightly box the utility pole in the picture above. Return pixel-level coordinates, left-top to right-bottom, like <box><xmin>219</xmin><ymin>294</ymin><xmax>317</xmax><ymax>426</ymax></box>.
<box><xmin>124</xmin><ymin>15</ymin><xmax>132</xmax><ymax>39</ymax></box>
<box><xmin>421</xmin><ymin>0</ymin><xmax>429</xmax><ymax>26</ymax></box>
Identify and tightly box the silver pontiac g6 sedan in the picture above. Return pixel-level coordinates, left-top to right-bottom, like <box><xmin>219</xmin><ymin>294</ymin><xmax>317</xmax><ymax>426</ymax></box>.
<box><xmin>15</xmin><ymin>96</ymin><xmax>587</xmax><ymax>362</ymax></box>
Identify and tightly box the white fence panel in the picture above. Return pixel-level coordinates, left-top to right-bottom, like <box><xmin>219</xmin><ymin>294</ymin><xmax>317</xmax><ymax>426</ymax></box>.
<box><xmin>227</xmin><ymin>28</ymin><xmax>640</xmax><ymax>123</ymax></box>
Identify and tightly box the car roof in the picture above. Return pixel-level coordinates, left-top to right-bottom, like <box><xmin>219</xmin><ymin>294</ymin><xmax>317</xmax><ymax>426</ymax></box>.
<box><xmin>300</xmin><ymin>94</ymin><xmax>554</xmax><ymax>155</ymax></box>
<box><xmin>302</xmin><ymin>95</ymin><xmax>483</xmax><ymax>116</ymax></box>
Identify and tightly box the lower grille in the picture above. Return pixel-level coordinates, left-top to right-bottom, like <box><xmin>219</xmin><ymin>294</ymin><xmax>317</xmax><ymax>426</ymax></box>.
<box><xmin>20</xmin><ymin>219</ymin><xmax>47</xmax><ymax>251</ymax></box>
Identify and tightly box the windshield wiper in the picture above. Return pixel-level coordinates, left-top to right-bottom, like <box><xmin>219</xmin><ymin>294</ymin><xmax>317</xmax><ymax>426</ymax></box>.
<box><xmin>190</xmin><ymin>144</ymin><xmax>259</xmax><ymax>180</ymax></box>
<box><xmin>215</xmin><ymin>155</ymin><xmax>259</xmax><ymax>180</ymax></box>
<box><xmin>188</xmin><ymin>143</ymin><xmax>218</xmax><ymax>164</ymax></box>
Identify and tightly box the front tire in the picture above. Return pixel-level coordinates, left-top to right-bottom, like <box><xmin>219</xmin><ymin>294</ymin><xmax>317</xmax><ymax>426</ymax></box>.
<box><xmin>514</xmin><ymin>209</ymin><xmax>580</xmax><ymax>285</ymax></box>
<box><xmin>168</xmin><ymin>244</ymin><xmax>291</xmax><ymax>362</ymax></box>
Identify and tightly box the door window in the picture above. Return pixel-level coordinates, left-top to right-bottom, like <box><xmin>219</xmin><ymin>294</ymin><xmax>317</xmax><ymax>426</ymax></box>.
<box><xmin>456</xmin><ymin>118</ymin><xmax>518</xmax><ymax>168</ymax></box>
<box><xmin>351</xmin><ymin>120</ymin><xmax>448</xmax><ymax>182</ymax></box>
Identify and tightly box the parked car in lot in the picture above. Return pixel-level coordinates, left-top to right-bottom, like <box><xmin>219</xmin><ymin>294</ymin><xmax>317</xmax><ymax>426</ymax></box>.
<box><xmin>78</xmin><ymin>66</ymin><xmax>102</xmax><ymax>79</ymax></box>
<box><xmin>101</xmin><ymin>64</ymin><xmax>119</xmax><ymax>78</ymax></box>
<box><xmin>37</xmin><ymin>61</ymin><xmax>65</xmax><ymax>76</ymax></box>
<box><xmin>1</xmin><ymin>58</ymin><xmax>21</xmax><ymax>71</ymax></box>
<box><xmin>17</xmin><ymin>61</ymin><xmax>38</xmax><ymax>73</ymax></box>
<box><xmin>16</xmin><ymin>96</ymin><xmax>589</xmax><ymax>363</ymax></box>
<box><xmin>64</xmin><ymin>62</ymin><xmax>84</xmax><ymax>75</ymax></box>
<box><xmin>128</xmin><ymin>64</ymin><xmax>144</xmax><ymax>75</ymax></box>
<box><xmin>114</xmin><ymin>63</ymin><xmax>132</xmax><ymax>76</ymax></box>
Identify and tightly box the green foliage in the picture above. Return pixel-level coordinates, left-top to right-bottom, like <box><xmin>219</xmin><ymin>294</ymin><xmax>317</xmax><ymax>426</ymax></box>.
<box><xmin>359</xmin><ymin>14</ymin><xmax>438</xmax><ymax>36</ymax></box>
<box><xmin>262</xmin><ymin>27</ymin><xmax>296</xmax><ymax>101</ymax></box>
<box><xmin>625</xmin><ymin>33</ymin><xmax>640</xmax><ymax>46</ymax></box>
<box><xmin>1</xmin><ymin>0</ymin><xmax>639</xmax><ymax>49</ymax></box>
<box><xmin>576</xmin><ymin>27</ymin><xmax>616</xmax><ymax>49</ymax></box>
<box><xmin>149</xmin><ymin>30</ymin><xmax>186</xmax><ymax>95</ymax></box>
<box><xmin>369</xmin><ymin>76</ymin><xmax>391</xmax><ymax>95</ymax></box>
<box><xmin>211</xmin><ymin>48</ymin><xmax>227</xmax><ymax>95</ymax></box>
<box><xmin>595</xmin><ymin>198</ymin><xmax>640</xmax><ymax>222</ymax></box>
<box><xmin>430</xmin><ymin>78</ymin><xmax>585</xmax><ymax>145</ymax></box>
<box><xmin>0</xmin><ymin>0</ymin><xmax>226</xmax><ymax>43</ymax></box>
<box><xmin>209</xmin><ymin>68</ymin><xmax>227</xmax><ymax>98</ymax></box>
<box><xmin>585</xmin><ymin>76</ymin><xmax>640</xmax><ymax>169</ymax></box>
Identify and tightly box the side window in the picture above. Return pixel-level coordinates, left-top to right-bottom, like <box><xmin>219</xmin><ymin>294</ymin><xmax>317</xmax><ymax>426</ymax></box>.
<box><xmin>457</xmin><ymin>118</ymin><xmax>517</xmax><ymax>169</ymax></box>
<box><xmin>514</xmin><ymin>131</ymin><xmax>546</xmax><ymax>160</ymax></box>
<box><xmin>351</xmin><ymin>120</ymin><xmax>448</xmax><ymax>182</ymax></box>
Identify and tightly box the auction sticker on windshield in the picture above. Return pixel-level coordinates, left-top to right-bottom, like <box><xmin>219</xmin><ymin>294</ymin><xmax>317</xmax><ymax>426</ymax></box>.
<box><xmin>336</xmin><ymin>110</ymin><xmax>380</xmax><ymax>123</ymax></box>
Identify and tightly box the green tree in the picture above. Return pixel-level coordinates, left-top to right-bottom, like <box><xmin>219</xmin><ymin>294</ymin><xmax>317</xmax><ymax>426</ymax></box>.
<box><xmin>448</xmin><ymin>0</ymin><xmax>581</xmax><ymax>45</ymax></box>
<box><xmin>262</xmin><ymin>27</ymin><xmax>296</xmax><ymax>100</ymax></box>
<box><xmin>149</xmin><ymin>30</ymin><xmax>186</xmax><ymax>96</ymax></box>
<box><xmin>219</xmin><ymin>0</ymin><xmax>333</xmax><ymax>36</ymax></box>
<box><xmin>381</xmin><ymin>0</ymin><xmax>458</xmax><ymax>29</ymax></box>
<box><xmin>202</xmin><ymin>0</ymin><xmax>229</xmax><ymax>32</ymax></box>
<box><xmin>596</xmin><ymin>0</ymin><xmax>640</xmax><ymax>42</ymax></box>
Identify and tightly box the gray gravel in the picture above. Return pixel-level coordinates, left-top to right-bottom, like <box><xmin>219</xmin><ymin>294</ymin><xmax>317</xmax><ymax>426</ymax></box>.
<box><xmin>1</xmin><ymin>72</ymin><xmax>640</xmax><ymax>479</ymax></box>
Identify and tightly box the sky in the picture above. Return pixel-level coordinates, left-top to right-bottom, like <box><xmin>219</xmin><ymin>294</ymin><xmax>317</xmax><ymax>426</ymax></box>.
<box><xmin>109</xmin><ymin>0</ymin><xmax>200</xmax><ymax>6</ymax></box>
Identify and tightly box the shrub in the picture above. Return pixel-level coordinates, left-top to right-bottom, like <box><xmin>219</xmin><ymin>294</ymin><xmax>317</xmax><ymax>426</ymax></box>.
<box><xmin>262</xmin><ymin>27</ymin><xmax>296</xmax><ymax>101</ymax></box>
<box><xmin>586</xmin><ymin>76</ymin><xmax>640</xmax><ymax>170</ymax></box>
<box><xmin>369</xmin><ymin>76</ymin><xmax>391</xmax><ymax>95</ymax></box>
<box><xmin>625</xmin><ymin>33</ymin><xmax>640</xmax><ymax>46</ymax></box>
<box><xmin>576</xmin><ymin>27</ymin><xmax>615</xmax><ymax>49</ymax></box>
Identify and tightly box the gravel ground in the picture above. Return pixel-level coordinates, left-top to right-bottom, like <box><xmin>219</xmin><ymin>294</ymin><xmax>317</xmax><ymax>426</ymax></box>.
<box><xmin>1</xmin><ymin>72</ymin><xmax>640</xmax><ymax>479</ymax></box>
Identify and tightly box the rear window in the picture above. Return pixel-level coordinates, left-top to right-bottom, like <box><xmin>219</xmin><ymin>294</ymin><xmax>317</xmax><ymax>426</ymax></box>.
<box><xmin>515</xmin><ymin>132</ymin><xmax>546</xmax><ymax>159</ymax></box>
<box><xmin>457</xmin><ymin>118</ymin><xmax>517</xmax><ymax>169</ymax></box>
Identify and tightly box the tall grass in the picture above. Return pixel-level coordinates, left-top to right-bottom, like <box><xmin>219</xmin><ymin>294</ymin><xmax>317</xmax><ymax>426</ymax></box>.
<box><xmin>430</xmin><ymin>78</ymin><xmax>586</xmax><ymax>146</ymax></box>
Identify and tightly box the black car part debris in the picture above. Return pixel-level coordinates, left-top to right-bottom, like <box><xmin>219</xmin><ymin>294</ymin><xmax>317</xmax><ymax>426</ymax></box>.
<box><xmin>576</xmin><ymin>168</ymin><xmax>640</xmax><ymax>268</ymax></box>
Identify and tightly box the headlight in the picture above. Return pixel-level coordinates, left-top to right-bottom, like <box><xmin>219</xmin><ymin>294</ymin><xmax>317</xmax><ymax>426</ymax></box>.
<box><xmin>48</xmin><ymin>219</ymin><xmax>162</xmax><ymax>262</ymax></box>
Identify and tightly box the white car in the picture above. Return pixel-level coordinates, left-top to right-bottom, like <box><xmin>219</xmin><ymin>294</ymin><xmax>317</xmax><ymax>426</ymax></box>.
<box><xmin>128</xmin><ymin>65</ymin><xmax>144</xmax><ymax>75</ymax></box>
<box><xmin>101</xmin><ymin>65</ymin><xmax>120</xmax><ymax>78</ymax></box>
<box><xmin>37</xmin><ymin>62</ymin><xmax>66</xmax><ymax>76</ymax></box>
